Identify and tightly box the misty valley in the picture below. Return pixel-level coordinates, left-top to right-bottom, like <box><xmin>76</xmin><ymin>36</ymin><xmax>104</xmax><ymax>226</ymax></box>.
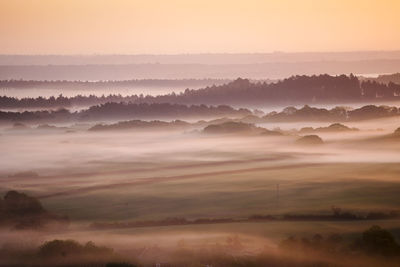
<box><xmin>3</xmin><ymin>0</ymin><xmax>400</xmax><ymax>264</ymax></box>
<box><xmin>1</xmin><ymin>70</ymin><xmax>400</xmax><ymax>266</ymax></box>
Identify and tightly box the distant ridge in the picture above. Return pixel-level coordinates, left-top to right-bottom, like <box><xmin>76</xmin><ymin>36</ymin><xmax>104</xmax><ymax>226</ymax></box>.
<box><xmin>1</xmin><ymin>51</ymin><xmax>400</xmax><ymax>65</ymax></box>
<box><xmin>118</xmin><ymin>74</ymin><xmax>400</xmax><ymax>106</ymax></box>
<box><xmin>1</xmin><ymin>103</ymin><xmax>399</xmax><ymax>124</ymax></box>
<box><xmin>1</xmin><ymin>74</ymin><xmax>399</xmax><ymax>109</ymax></box>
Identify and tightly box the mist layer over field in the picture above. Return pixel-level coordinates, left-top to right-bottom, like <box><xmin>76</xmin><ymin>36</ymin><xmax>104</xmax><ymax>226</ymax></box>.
<box><xmin>1</xmin><ymin>101</ymin><xmax>400</xmax><ymax>266</ymax></box>
<box><xmin>1</xmin><ymin>115</ymin><xmax>400</xmax><ymax>219</ymax></box>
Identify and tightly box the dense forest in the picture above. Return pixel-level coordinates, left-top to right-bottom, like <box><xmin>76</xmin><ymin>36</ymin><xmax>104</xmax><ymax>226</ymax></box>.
<box><xmin>1</xmin><ymin>74</ymin><xmax>400</xmax><ymax>109</ymax></box>
<box><xmin>1</xmin><ymin>103</ymin><xmax>399</xmax><ymax>124</ymax></box>
<box><xmin>0</xmin><ymin>103</ymin><xmax>253</xmax><ymax>123</ymax></box>
<box><xmin>143</xmin><ymin>74</ymin><xmax>400</xmax><ymax>105</ymax></box>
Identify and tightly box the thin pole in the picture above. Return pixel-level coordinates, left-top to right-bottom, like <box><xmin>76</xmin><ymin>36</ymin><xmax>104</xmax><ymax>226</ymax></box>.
<box><xmin>276</xmin><ymin>183</ymin><xmax>280</xmax><ymax>207</ymax></box>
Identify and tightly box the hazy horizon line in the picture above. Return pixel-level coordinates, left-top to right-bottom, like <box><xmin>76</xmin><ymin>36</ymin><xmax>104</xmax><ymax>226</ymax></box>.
<box><xmin>2</xmin><ymin>50</ymin><xmax>400</xmax><ymax>57</ymax></box>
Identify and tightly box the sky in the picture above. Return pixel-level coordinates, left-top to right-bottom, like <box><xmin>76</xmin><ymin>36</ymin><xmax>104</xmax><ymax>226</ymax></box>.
<box><xmin>0</xmin><ymin>0</ymin><xmax>400</xmax><ymax>54</ymax></box>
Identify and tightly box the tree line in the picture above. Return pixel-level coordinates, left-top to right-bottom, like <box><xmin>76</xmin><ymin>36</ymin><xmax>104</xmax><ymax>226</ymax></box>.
<box><xmin>0</xmin><ymin>102</ymin><xmax>252</xmax><ymax>123</ymax></box>
<box><xmin>1</xmin><ymin>103</ymin><xmax>399</xmax><ymax>124</ymax></box>
<box><xmin>1</xmin><ymin>74</ymin><xmax>400</xmax><ymax>109</ymax></box>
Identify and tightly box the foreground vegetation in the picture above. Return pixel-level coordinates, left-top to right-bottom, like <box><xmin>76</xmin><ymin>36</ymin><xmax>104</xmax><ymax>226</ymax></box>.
<box><xmin>0</xmin><ymin>225</ymin><xmax>399</xmax><ymax>266</ymax></box>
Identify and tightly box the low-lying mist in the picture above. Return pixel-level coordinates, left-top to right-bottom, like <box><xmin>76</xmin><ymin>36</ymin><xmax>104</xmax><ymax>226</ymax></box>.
<box><xmin>1</xmin><ymin>108</ymin><xmax>400</xmax><ymax>266</ymax></box>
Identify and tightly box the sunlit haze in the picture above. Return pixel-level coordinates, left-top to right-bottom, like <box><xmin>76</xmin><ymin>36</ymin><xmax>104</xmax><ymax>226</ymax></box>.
<box><xmin>1</xmin><ymin>1</ymin><xmax>400</xmax><ymax>267</ymax></box>
<box><xmin>1</xmin><ymin>0</ymin><xmax>400</xmax><ymax>54</ymax></box>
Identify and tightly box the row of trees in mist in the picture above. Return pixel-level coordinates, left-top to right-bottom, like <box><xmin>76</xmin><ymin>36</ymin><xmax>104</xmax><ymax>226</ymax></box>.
<box><xmin>1</xmin><ymin>103</ymin><xmax>399</xmax><ymax>124</ymax></box>
<box><xmin>0</xmin><ymin>103</ymin><xmax>253</xmax><ymax>123</ymax></box>
<box><xmin>0</xmin><ymin>94</ymin><xmax>140</xmax><ymax>109</ymax></box>
<box><xmin>0</xmin><ymin>78</ymin><xmax>230</xmax><ymax>89</ymax></box>
<box><xmin>1</xmin><ymin>74</ymin><xmax>400</xmax><ymax>109</ymax></box>
<box><xmin>153</xmin><ymin>74</ymin><xmax>399</xmax><ymax>105</ymax></box>
<box><xmin>1</xmin><ymin>225</ymin><xmax>399</xmax><ymax>266</ymax></box>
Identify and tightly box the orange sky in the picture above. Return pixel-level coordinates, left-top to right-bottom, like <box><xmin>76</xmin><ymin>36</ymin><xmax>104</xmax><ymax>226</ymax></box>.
<box><xmin>0</xmin><ymin>0</ymin><xmax>399</xmax><ymax>54</ymax></box>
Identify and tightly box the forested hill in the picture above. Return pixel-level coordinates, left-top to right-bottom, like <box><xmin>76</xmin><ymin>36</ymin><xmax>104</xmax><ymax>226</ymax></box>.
<box><xmin>1</xmin><ymin>74</ymin><xmax>400</xmax><ymax>109</ymax></box>
<box><xmin>140</xmin><ymin>74</ymin><xmax>400</xmax><ymax>105</ymax></box>
<box><xmin>0</xmin><ymin>103</ymin><xmax>253</xmax><ymax>123</ymax></box>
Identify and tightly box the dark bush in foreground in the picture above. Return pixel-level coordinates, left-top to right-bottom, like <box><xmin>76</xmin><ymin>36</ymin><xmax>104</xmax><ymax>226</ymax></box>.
<box><xmin>353</xmin><ymin>225</ymin><xmax>400</xmax><ymax>256</ymax></box>
<box><xmin>280</xmin><ymin>225</ymin><xmax>400</xmax><ymax>262</ymax></box>
<box><xmin>39</xmin><ymin>239</ymin><xmax>113</xmax><ymax>258</ymax></box>
<box><xmin>3</xmin><ymin>190</ymin><xmax>44</xmax><ymax>215</ymax></box>
<box><xmin>0</xmin><ymin>190</ymin><xmax>69</xmax><ymax>230</ymax></box>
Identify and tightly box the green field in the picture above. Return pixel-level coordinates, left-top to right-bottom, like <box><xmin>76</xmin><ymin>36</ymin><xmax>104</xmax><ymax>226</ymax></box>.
<box><xmin>1</xmin><ymin>124</ymin><xmax>400</xmax><ymax>266</ymax></box>
<box><xmin>32</xmin><ymin>161</ymin><xmax>400</xmax><ymax>222</ymax></box>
